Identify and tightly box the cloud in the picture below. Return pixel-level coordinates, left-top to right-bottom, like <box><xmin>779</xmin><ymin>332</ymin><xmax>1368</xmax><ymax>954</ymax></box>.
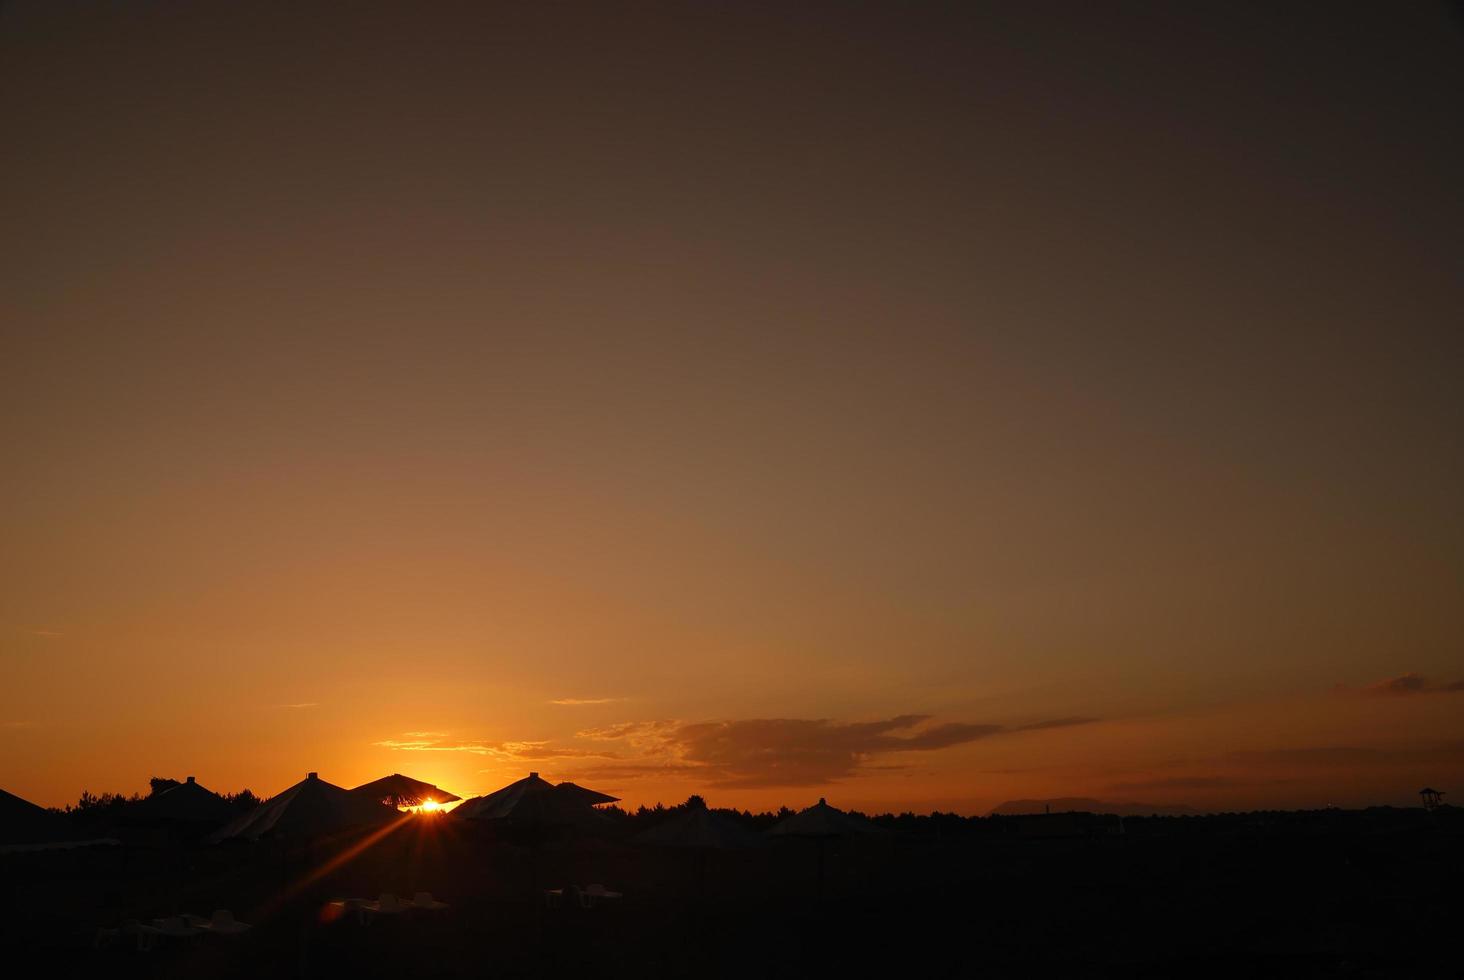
<box><xmin>548</xmin><ymin>697</ymin><xmax>623</xmax><ymax>706</ymax></box>
<box><xmin>2</xmin><ymin>720</ymin><xmax>35</xmax><ymax>729</ymax></box>
<box><xmin>386</xmin><ymin>715</ymin><xmax>1100</xmax><ymax>789</ymax></box>
<box><xmin>374</xmin><ymin>734</ymin><xmax>618</xmax><ymax>761</ymax></box>
<box><xmin>577</xmin><ymin>714</ymin><xmax>1100</xmax><ymax>788</ymax></box>
<box><xmin>279</xmin><ymin>702</ymin><xmax>319</xmax><ymax>709</ymax></box>
<box><xmin>375</xmin><ymin>737</ymin><xmax>493</xmax><ymax>754</ymax></box>
<box><xmin>489</xmin><ymin>741</ymin><xmax>619</xmax><ymax>761</ymax></box>
<box><xmin>30</xmin><ymin>630</ymin><xmax>62</xmax><ymax>638</ymax></box>
<box><xmin>1108</xmin><ymin>775</ymin><xmax>1265</xmax><ymax>793</ymax></box>
<box><xmin>1011</xmin><ymin>716</ymin><xmax>1101</xmax><ymax>733</ymax></box>
<box><xmin>1347</xmin><ymin>673</ymin><xmax>1464</xmax><ymax>697</ymax></box>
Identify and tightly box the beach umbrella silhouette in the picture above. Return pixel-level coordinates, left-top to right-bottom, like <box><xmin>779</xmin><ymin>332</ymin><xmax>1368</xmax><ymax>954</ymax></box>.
<box><xmin>0</xmin><ymin>788</ymin><xmax>67</xmax><ymax>847</ymax></box>
<box><xmin>2</xmin><ymin>788</ymin><xmax>120</xmax><ymax>852</ymax></box>
<box><xmin>634</xmin><ymin>797</ymin><xmax>761</xmax><ymax>899</ymax></box>
<box><xmin>452</xmin><ymin>771</ymin><xmax>556</xmax><ymax>821</ymax></box>
<box><xmin>350</xmin><ymin>773</ymin><xmax>462</xmax><ymax>810</ymax></box>
<box><xmin>210</xmin><ymin>772</ymin><xmax>396</xmax><ymax>842</ymax></box>
<box><xmin>634</xmin><ymin>798</ymin><xmax>762</xmax><ymax>849</ymax></box>
<box><xmin>454</xmin><ymin>772</ymin><xmax>619</xmax><ymax>824</ymax></box>
<box><xmin>501</xmin><ymin>785</ymin><xmax>614</xmax><ymax>830</ymax></box>
<box><xmin>554</xmin><ymin>781</ymin><xmax>620</xmax><ymax>808</ymax></box>
<box><xmin>767</xmin><ymin>797</ymin><xmax>883</xmax><ymax>896</ymax></box>
<box><xmin>455</xmin><ymin>773</ymin><xmax>618</xmax><ymax>896</ymax></box>
<box><xmin>766</xmin><ymin>797</ymin><xmax>882</xmax><ymax>839</ymax></box>
<box><xmin>136</xmin><ymin>776</ymin><xmax>234</xmax><ymax>823</ymax></box>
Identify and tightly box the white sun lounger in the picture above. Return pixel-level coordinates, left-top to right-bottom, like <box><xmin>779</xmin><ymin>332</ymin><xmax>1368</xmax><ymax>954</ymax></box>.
<box><xmin>324</xmin><ymin>898</ymin><xmax>372</xmax><ymax>924</ymax></box>
<box><xmin>410</xmin><ymin>891</ymin><xmax>449</xmax><ymax>912</ymax></box>
<box><xmin>363</xmin><ymin>892</ymin><xmax>409</xmax><ymax>918</ymax></box>
<box><xmin>204</xmin><ymin>909</ymin><xmax>252</xmax><ymax>934</ymax></box>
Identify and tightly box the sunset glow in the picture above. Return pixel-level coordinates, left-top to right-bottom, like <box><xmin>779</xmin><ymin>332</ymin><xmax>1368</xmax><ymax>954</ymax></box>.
<box><xmin>1</xmin><ymin>0</ymin><xmax>1461</xmax><ymax>821</ymax></box>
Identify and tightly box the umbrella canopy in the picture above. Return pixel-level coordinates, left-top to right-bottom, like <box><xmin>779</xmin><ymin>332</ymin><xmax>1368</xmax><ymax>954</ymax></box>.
<box><xmin>766</xmin><ymin>798</ymin><xmax>883</xmax><ymax>839</ymax></box>
<box><xmin>351</xmin><ymin>773</ymin><xmax>462</xmax><ymax>809</ymax></box>
<box><xmin>210</xmin><ymin>772</ymin><xmax>396</xmax><ymax>842</ymax></box>
<box><xmin>453</xmin><ymin>771</ymin><xmax>555</xmax><ymax>821</ymax></box>
<box><xmin>554</xmin><ymin>781</ymin><xmax>620</xmax><ymax>807</ymax></box>
<box><xmin>633</xmin><ymin>798</ymin><xmax>762</xmax><ymax>849</ymax></box>
<box><xmin>501</xmin><ymin>784</ymin><xmax>613</xmax><ymax>829</ymax></box>
<box><xmin>0</xmin><ymin>788</ymin><xmax>64</xmax><ymax>845</ymax></box>
<box><xmin>1</xmin><ymin>789</ymin><xmax>117</xmax><ymax>853</ymax></box>
<box><xmin>136</xmin><ymin>776</ymin><xmax>234</xmax><ymax>823</ymax></box>
<box><xmin>455</xmin><ymin>772</ymin><xmax>618</xmax><ymax>827</ymax></box>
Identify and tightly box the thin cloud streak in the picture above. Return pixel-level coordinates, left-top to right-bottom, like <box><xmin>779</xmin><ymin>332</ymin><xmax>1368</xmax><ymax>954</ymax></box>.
<box><xmin>374</xmin><ymin>734</ymin><xmax>618</xmax><ymax>761</ymax></box>
<box><xmin>1354</xmin><ymin>673</ymin><xmax>1464</xmax><ymax>697</ymax></box>
<box><xmin>572</xmin><ymin>714</ymin><xmax>1104</xmax><ymax>788</ymax></box>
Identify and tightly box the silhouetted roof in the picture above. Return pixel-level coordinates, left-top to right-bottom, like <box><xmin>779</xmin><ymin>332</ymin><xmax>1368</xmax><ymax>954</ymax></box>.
<box><xmin>0</xmin><ymin>788</ymin><xmax>63</xmax><ymax>845</ymax></box>
<box><xmin>210</xmin><ymin>772</ymin><xmax>396</xmax><ymax>842</ymax></box>
<box><xmin>633</xmin><ymin>799</ymin><xmax>762</xmax><ymax>849</ymax></box>
<box><xmin>454</xmin><ymin>773</ymin><xmax>619</xmax><ymax>828</ymax></box>
<box><xmin>135</xmin><ymin>776</ymin><xmax>234</xmax><ymax>823</ymax></box>
<box><xmin>453</xmin><ymin>772</ymin><xmax>556</xmax><ymax>821</ymax></box>
<box><xmin>351</xmin><ymin>773</ymin><xmax>462</xmax><ymax>807</ymax></box>
<box><xmin>767</xmin><ymin>798</ymin><xmax>883</xmax><ymax>839</ymax></box>
<box><xmin>502</xmin><ymin>784</ymin><xmax>615</xmax><ymax>829</ymax></box>
<box><xmin>554</xmin><ymin>781</ymin><xmax>620</xmax><ymax>807</ymax></box>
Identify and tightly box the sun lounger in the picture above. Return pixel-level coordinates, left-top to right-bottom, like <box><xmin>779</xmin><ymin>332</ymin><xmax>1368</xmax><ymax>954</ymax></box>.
<box><xmin>410</xmin><ymin>891</ymin><xmax>449</xmax><ymax>912</ymax></box>
<box><xmin>205</xmin><ymin>908</ymin><xmax>252</xmax><ymax>934</ymax></box>
<box><xmin>363</xmin><ymin>893</ymin><xmax>409</xmax><ymax>918</ymax></box>
<box><xmin>324</xmin><ymin>898</ymin><xmax>372</xmax><ymax>924</ymax></box>
<box><xmin>120</xmin><ymin>920</ymin><xmax>163</xmax><ymax>952</ymax></box>
<box><xmin>151</xmin><ymin>916</ymin><xmax>203</xmax><ymax>944</ymax></box>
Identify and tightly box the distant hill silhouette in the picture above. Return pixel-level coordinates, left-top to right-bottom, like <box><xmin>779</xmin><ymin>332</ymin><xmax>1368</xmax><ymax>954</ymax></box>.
<box><xmin>989</xmin><ymin>798</ymin><xmax>1199</xmax><ymax>817</ymax></box>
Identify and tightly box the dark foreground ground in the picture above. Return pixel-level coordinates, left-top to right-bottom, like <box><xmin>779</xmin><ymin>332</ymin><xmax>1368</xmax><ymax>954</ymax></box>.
<box><xmin>2</xmin><ymin>807</ymin><xmax>1461</xmax><ymax>978</ymax></box>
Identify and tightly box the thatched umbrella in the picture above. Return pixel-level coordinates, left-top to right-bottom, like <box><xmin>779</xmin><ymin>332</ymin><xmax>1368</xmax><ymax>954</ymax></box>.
<box><xmin>554</xmin><ymin>781</ymin><xmax>620</xmax><ymax>808</ymax></box>
<box><xmin>0</xmin><ymin>788</ymin><xmax>64</xmax><ymax>846</ymax></box>
<box><xmin>634</xmin><ymin>798</ymin><xmax>762</xmax><ymax>850</ymax></box>
<box><xmin>350</xmin><ymin>773</ymin><xmax>462</xmax><ymax>810</ymax></box>
<box><xmin>210</xmin><ymin>772</ymin><xmax>396</xmax><ymax>842</ymax></box>
<box><xmin>767</xmin><ymin>797</ymin><xmax>883</xmax><ymax>896</ymax></box>
<box><xmin>634</xmin><ymin>797</ymin><xmax>761</xmax><ymax>900</ymax></box>
<box><xmin>0</xmin><ymin>788</ymin><xmax>116</xmax><ymax>852</ymax></box>
<box><xmin>766</xmin><ymin>797</ymin><xmax>882</xmax><ymax>839</ymax></box>
<box><xmin>136</xmin><ymin>776</ymin><xmax>234</xmax><ymax>823</ymax></box>
<box><xmin>452</xmin><ymin>771</ymin><xmax>555</xmax><ymax>821</ymax></box>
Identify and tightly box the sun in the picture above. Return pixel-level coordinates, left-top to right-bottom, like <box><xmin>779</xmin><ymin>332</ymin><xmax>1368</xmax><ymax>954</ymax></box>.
<box><xmin>419</xmin><ymin>799</ymin><xmax>440</xmax><ymax>813</ymax></box>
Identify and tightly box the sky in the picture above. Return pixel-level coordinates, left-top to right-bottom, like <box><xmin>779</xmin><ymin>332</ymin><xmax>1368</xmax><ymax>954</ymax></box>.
<box><xmin>2</xmin><ymin>1</ymin><xmax>1462</xmax><ymax>815</ymax></box>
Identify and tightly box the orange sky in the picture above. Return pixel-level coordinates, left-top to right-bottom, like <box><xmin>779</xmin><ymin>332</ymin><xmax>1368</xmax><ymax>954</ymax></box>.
<box><xmin>2</xmin><ymin>1</ymin><xmax>1462</xmax><ymax>813</ymax></box>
